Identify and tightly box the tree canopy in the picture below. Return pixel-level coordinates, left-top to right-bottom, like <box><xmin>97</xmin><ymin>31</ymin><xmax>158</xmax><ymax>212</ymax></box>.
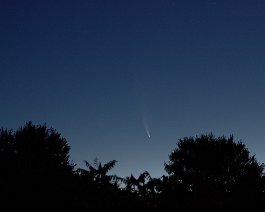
<box><xmin>0</xmin><ymin>122</ymin><xmax>75</xmax><ymax>210</ymax></box>
<box><xmin>0</xmin><ymin>123</ymin><xmax>264</xmax><ymax>211</ymax></box>
<box><xmin>164</xmin><ymin>134</ymin><xmax>265</xmax><ymax>211</ymax></box>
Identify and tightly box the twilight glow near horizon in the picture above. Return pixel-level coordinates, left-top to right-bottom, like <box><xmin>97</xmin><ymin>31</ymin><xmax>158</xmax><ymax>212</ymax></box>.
<box><xmin>0</xmin><ymin>0</ymin><xmax>264</xmax><ymax>178</ymax></box>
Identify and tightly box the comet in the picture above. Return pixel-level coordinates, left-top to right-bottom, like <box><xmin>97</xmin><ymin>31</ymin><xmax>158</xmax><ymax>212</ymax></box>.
<box><xmin>142</xmin><ymin>115</ymin><xmax>151</xmax><ymax>138</ymax></box>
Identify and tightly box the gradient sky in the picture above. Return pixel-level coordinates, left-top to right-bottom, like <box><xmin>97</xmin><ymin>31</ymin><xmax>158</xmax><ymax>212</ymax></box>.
<box><xmin>1</xmin><ymin>0</ymin><xmax>265</xmax><ymax>178</ymax></box>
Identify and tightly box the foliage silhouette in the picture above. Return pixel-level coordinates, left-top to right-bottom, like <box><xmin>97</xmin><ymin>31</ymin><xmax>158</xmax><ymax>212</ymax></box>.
<box><xmin>164</xmin><ymin>134</ymin><xmax>265</xmax><ymax>211</ymax></box>
<box><xmin>0</xmin><ymin>122</ymin><xmax>75</xmax><ymax>210</ymax></box>
<box><xmin>0</xmin><ymin>123</ymin><xmax>264</xmax><ymax>211</ymax></box>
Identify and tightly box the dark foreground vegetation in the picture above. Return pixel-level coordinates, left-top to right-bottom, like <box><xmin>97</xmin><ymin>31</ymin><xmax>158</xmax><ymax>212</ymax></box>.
<box><xmin>0</xmin><ymin>122</ymin><xmax>264</xmax><ymax>211</ymax></box>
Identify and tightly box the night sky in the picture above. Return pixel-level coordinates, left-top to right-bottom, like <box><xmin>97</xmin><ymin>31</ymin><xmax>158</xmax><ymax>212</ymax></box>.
<box><xmin>1</xmin><ymin>0</ymin><xmax>265</xmax><ymax>178</ymax></box>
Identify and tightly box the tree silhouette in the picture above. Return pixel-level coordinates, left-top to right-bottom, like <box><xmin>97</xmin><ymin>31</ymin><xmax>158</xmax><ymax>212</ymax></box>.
<box><xmin>164</xmin><ymin>134</ymin><xmax>265</xmax><ymax>211</ymax></box>
<box><xmin>124</xmin><ymin>171</ymin><xmax>155</xmax><ymax>198</ymax></box>
<box><xmin>76</xmin><ymin>158</ymin><xmax>126</xmax><ymax>211</ymax></box>
<box><xmin>1</xmin><ymin>123</ymin><xmax>265</xmax><ymax>211</ymax></box>
<box><xmin>77</xmin><ymin>158</ymin><xmax>122</xmax><ymax>188</ymax></box>
<box><xmin>0</xmin><ymin>122</ymin><xmax>75</xmax><ymax>210</ymax></box>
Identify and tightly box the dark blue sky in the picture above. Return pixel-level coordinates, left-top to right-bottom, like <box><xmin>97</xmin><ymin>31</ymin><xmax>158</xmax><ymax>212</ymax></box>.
<box><xmin>1</xmin><ymin>0</ymin><xmax>265</xmax><ymax>177</ymax></box>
